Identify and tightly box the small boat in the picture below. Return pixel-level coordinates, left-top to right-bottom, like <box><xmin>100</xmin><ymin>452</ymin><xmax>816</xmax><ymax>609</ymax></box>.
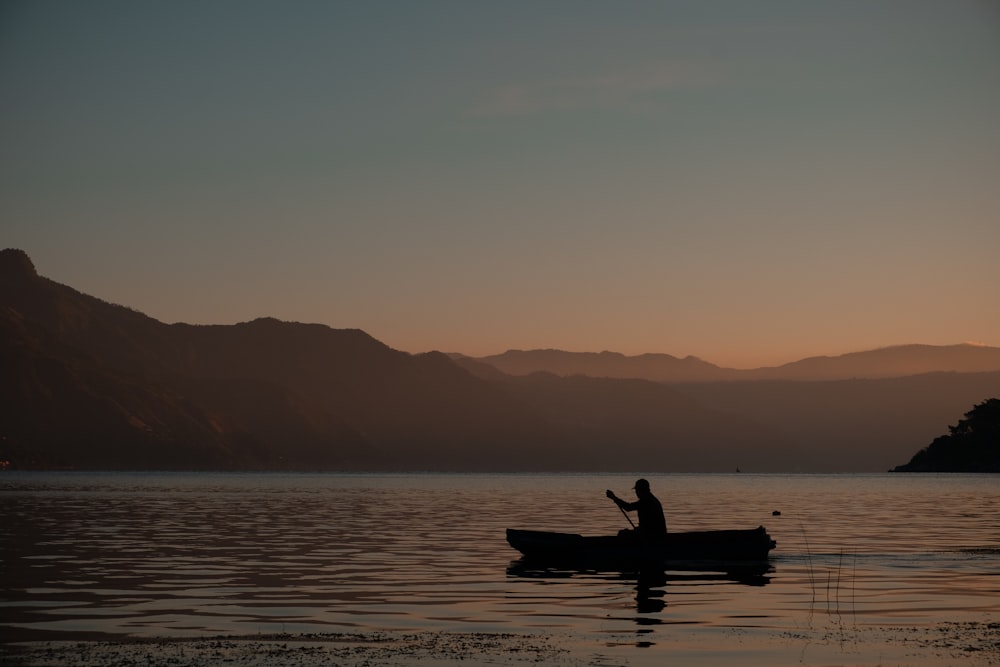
<box><xmin>506</xmin><ymin>526</ymin><xmax>776</xmax><ymax>570</ymax></box>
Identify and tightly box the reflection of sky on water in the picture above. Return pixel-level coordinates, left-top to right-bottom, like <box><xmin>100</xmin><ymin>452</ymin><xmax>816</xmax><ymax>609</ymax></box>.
<box><xmin>2</xmin><ymin>472</ymin><xmax>997</xmax><ymax>650</ymax></box>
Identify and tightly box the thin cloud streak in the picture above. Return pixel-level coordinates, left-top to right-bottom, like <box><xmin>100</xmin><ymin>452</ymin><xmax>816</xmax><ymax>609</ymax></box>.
<box><xmin>472</xmin><ymin>62</ymin><xmax>716</xmax><ymax>116</ymax></box>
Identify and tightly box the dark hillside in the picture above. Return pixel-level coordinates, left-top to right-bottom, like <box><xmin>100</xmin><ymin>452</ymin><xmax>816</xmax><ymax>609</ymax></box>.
<box><xmin>892</xmin><ymin>398</ymin><xmax>1000</xmax><ymax>472</ymax></box>
<box><xmin>0</xmin><ymin>308</ymin><xmax>266</xmax><ymax>469</ymax></box>
<box><xmin>4</xmin><ymin>248</ymin><xmax>996</xmax><ymax>473</ymax></box>
<box><xmin>502</xmin><ymin>373</ymin><xmax>791</xmax><ymax>471</ymax></box>
<box><xmin>675</xmin><ymin>373</ymin><xmax>1000</xmax><ymax>472</ymax></box>
<box><xmin>0</xmin><ymin>249</ymin><xmax>555</xmax><ymax>470</ymax></box>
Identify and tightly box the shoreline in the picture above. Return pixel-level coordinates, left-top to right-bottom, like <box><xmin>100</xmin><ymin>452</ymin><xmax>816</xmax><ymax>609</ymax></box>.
<box><xmin>2</xmin><ymin>622</ymin><xmax>998</xmax><ymax>667</ymax></box>
<box><xmin>1</xmin><ymin>632</ymin><xmax>571</xmax><ymax>667</ymax></box>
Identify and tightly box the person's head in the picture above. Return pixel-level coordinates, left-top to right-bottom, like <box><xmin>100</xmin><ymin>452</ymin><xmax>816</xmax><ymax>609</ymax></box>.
<box><xmin>633</xmin><ymin>478</ymin><xmax>651</xmax><ymax>497</ymax></box>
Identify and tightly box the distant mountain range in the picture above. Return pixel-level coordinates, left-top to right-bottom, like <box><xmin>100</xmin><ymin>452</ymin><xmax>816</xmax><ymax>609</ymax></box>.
<box><xmin>459</xmin><ymin>344</ymin><xmax>1000</xmax><ymax>382</ymax></box>
<box><xmin>2</xmin><ymin>248</ymin><xmax>998</xmax><ymax>472</ymax></box>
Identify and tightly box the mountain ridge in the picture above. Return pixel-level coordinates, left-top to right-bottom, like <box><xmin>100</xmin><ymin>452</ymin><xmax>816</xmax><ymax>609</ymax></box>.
<box><xmin>2</xmin><ymin>248</ymin><xmax>997</xmax><ymax>472</ymax></box>
<box><xmin>460</xmin><ymin>343</ymin><xmax>1000</xmax><ymax>383</ymax></box>
<box><xmin>1</xmin><ymin>248</ymin><xmax>556</xmax><ymax>470</ymax></box>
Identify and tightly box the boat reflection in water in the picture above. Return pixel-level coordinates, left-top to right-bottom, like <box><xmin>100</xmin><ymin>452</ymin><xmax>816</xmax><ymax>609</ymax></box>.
<box><xmin>509</xmin><ymin>559</ymin><xmax>772</xmax><ymax>614</ymax></box>
<box><xmin>506</xmin><ymin>526</ymin><xmax>775</xmax><ymax>615</ymax></box>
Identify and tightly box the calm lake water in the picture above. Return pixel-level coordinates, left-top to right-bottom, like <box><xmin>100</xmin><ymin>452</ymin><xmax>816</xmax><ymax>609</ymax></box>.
<box><xmin>2</xmin><ymin>472</ymin><xmax>998</xmax><ymax>664</ymax></box>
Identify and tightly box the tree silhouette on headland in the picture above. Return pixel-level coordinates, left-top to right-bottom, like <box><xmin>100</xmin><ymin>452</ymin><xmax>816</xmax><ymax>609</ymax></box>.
<box><xmin>892</xmin><ymin>398</ymin><xmax>1000</xmax><ymax>472</ymax></box>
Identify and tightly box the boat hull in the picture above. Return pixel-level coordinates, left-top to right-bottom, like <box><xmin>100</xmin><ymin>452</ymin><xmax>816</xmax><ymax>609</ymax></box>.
<box><xmin>506</xmin><ymin>526</ymin><xmax>776</xmax><ymax>570</ymax></box>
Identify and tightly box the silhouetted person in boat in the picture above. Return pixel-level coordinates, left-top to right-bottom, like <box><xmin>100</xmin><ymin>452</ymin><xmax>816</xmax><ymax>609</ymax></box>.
<box><xmin>606</xmin><ymin>478</ymin><xmax>667</xmax><ymax>545</ymax></box>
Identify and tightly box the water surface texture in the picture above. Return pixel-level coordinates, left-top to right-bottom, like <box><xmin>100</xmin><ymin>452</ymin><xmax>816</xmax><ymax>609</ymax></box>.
<box><xmin>2</xmin><ymin>472</ymin><xmax>997</xmax><ymax>664</ymax></box>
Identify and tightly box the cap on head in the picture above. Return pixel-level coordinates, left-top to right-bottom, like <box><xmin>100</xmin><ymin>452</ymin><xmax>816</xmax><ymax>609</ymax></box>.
<box><xmin>633</xmin><ymin>478</ymin><xmax>650</xmax><ymax>491</ymax></box>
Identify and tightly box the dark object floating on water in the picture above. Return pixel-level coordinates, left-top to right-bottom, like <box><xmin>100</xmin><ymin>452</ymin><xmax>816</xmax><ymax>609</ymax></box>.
<box><xmin>506</xmin><ymin>526</ymin><xmax>776</xmax><ymax>570</ymax></box>
<box><xmin>772</xmin><ymin>510</ymin><xmax>781</xmax><ymax>516</ymax></box>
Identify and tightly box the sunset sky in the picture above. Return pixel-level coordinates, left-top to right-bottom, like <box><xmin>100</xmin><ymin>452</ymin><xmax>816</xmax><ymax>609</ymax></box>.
<box><xmin>3</xmin><ymin>1</ymin><xmax>998</xmax><ymax>368</ymax></box>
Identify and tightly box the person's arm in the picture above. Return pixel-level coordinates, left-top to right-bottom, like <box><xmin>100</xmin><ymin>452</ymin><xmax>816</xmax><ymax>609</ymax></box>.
<box><xmin>606</xmin><ymin>489</ymin><xmax>638</xmax><ymax>511</ymax></box>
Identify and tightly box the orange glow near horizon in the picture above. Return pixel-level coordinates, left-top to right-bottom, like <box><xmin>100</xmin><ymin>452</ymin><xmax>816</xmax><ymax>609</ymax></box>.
<box><xmin>3</xmin><ymin>3</ymin><xmax>998</xmax><ymax>369</ymax></box>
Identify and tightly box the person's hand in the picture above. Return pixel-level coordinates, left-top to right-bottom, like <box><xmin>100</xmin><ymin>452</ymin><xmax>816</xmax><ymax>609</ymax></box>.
<box><xmin>606</xmin><ymin>489</ymin><xmax>616</xmax><ymax>499</ymax></box>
